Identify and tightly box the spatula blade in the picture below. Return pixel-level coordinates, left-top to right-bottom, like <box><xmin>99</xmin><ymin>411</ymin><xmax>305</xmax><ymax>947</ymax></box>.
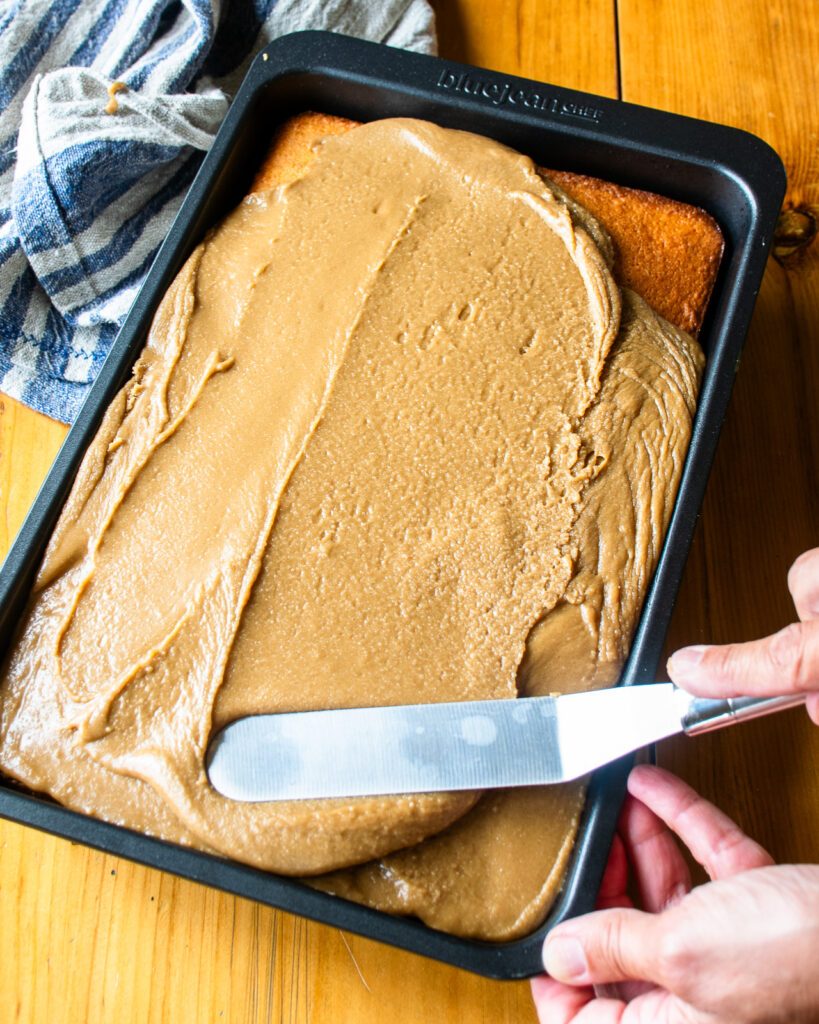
<box><xmin>207</xmin><ymin>683</ymin><xmax>688</xmax><ymax>802</ymax></box>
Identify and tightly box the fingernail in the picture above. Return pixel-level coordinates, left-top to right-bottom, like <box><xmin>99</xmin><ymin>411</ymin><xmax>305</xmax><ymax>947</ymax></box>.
<box><xmin>543</xmin><ymin>936</ymin><xmax>589</xmax><ymax>982</ymax></box>
<box><xmin>668</xmin><ymin>645</ymin><xmax>708</xmax><ymax>679</ymax></box>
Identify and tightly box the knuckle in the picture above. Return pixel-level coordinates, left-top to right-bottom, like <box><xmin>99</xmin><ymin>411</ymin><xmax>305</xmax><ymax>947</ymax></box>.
<box><xmin>655</xmin><ymin>929</ymin><xmax>697</xmax><ymax>992</ymax></box>
<box><xmin>598</xmin><ymin>913</ymin><xmax>629</xmax><ymax>976</ymax></box>
<box><xmin>768</xmin><ymin>623</ymin><xmax>807</xmax><ymax>683</ymax></box>
<box><xmin>712</xmin><ymin>824</ymin><xmax>746</xmax><ymax>859</ymax></box>
<box><xmin>706</xmin><ymin>824</ymin><xmax>771</xmax><ymax>874</ymax></box>
<box><xmin>703</xmin><ymin>643</ymin><xmax>734</xmax><ymax>675</ymax></box>
<box><xmin>708</xmin><ymin>642</ymin><xmax>746</xmax><ymax>682</ymax></box>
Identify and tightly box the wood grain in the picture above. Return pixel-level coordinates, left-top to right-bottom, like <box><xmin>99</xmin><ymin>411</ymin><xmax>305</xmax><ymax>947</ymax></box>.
<box><xmin>617</xmin><ymin>0</ymin><xmax>819</xmax><ymax>864</ymax></box>
<box><xmin>433</xmin><ymin>0</ymin><xmax>617</xmax><ymax>95</ymax></box>
<box><xmin>0</xmin><ymin>397</ymin><xmax>65</xmax><ymax>551</ymax></box>
<box><xmin>0</xmin><ymin>1</ymin><xmax>816</xmax><ymax>1020</ymax></box>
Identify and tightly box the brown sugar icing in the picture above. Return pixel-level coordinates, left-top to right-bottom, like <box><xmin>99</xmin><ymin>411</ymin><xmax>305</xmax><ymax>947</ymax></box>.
<box><xmin>0</xmin><ymin>118</ymin><xmax>704</xmax><ymax>939</ymax></box>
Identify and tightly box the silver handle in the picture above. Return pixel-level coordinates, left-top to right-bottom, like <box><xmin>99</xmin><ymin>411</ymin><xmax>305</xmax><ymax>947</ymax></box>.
<box><xmin>681</xmin><ymin>691</ymin><xmax>807</xmax><ymax>736</ymax></box>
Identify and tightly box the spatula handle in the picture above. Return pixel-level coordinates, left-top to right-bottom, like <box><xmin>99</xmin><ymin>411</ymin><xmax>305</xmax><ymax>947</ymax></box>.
<box><xmin>681</xmin><ymin>692</ymin><xmax>807</xmax><ymax>736</ymax></box>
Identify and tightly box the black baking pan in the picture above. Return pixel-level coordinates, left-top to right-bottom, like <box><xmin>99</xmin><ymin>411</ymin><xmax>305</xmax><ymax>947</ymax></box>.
<box><xmin>0</xmin><ymin>31</ymin><xmax>786</xmax><ymax>979</ymax></box>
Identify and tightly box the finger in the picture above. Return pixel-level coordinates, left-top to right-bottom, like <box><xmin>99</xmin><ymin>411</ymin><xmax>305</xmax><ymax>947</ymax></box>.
<box><xmin>597</xmin><ymin>834</ymin><xmax>633</xmax><ymax>910</ymax></box>
<box><xmin>808</xmin><ymin>693</ymin><xmax>819</xmax><ymax>726</ymax></box>
<box><xmin>788</xmin><ymin>548</ymin><xmax>819</xmax><ymax>621</ymax></box>
<box><xmin>543</xmin><ymin>907</ymin><xmax>660</xmax><ymax>986</ymax></box>
<box><xmin>667</xmin><ymin>618</ymin><xmax>819</xmax><ymax>698</ymax></box>
<box><xmin>531</xmin><ymin>975</ymin><xmax>595</xmax><ymax>1023</ymax></box>
<box><xmin>569</xmin><ymin>998</ymin><xmax>628</xmax><ymax>1023</ymax></box>
<box><xmin>627</xmin><ymin>765</ymin><xmax>773</xmax><ymax>879</ymax></box>
<box><xmin>595</xmin><ymin>981</ymin><xmax>656</xmax><ymax>1003</ymax></box>
<box><xmin>618</xmin><ymin>791</ymin><xmax>692</xmax><ymax>911</ymax></box>
<box><xmin>623</xmin><ymin>988</ymin><xmax>707</xmax><ymax>1024</ymax></box>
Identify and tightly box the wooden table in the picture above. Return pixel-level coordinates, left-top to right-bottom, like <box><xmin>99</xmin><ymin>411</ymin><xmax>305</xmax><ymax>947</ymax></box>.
<box><xmin>0</xmin><ymin>1</ymin><xmax>817</xmax><ymax>1020</ymax></box>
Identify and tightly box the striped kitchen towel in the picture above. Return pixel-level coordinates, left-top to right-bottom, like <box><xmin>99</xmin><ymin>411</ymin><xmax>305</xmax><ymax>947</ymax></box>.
<box><xmin>0</xmin><ymin>0</ymin><xmax>436</xmax><ymax>423</ymax></box>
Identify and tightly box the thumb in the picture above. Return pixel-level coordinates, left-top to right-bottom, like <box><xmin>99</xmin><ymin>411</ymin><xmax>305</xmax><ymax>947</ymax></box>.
<box><xmin>543</xmin><ymin>908</ymin><xmax>661</xmax><ymax>986</ymax></box>
<box><xmin>668</xmin><ymin>619</ymin><xmax>819</xmax><ymax>699</ymax></box>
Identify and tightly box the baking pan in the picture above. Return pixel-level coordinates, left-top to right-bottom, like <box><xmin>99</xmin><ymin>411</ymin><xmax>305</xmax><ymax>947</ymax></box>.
<box><xmin>0</xmin><ymin>31</ymin><xmax>786</xmax><ymax>979</ymax></box>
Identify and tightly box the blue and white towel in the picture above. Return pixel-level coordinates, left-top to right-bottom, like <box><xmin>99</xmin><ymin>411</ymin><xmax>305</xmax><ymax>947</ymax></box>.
<box><xmin>0</xmin><ymin>0</ymin><xmax>436</xmax><ymax>423</ymax></box>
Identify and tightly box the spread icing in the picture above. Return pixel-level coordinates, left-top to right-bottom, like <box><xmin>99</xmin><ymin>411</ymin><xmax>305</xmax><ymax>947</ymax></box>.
<box><xmin>0</xmin><ymin>119</ymin><xmax>702</xmax><ymax>938</ymax></box>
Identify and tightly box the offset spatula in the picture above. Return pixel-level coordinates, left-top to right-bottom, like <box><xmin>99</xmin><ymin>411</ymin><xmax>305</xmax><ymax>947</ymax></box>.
<box><xmin>206</xmin><ymin>684</ymin><xmax>805</xmax><ymax>802</ymax></box>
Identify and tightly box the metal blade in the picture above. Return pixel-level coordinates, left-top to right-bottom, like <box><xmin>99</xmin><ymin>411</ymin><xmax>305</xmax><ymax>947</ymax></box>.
<box><xmin>207</xmin><ymin>683</ymin><xmax>690</xmax><ymax>802</ymax></box>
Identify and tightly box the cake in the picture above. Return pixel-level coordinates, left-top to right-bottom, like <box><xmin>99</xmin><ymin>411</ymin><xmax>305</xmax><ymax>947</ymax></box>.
<box><xmin>0</xmin><ymin>114</ymin><xmax>722</xmax><ymax>941</ymax></box>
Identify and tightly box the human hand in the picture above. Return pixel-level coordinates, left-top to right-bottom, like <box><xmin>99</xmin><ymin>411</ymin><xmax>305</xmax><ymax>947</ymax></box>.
<box><xmin>530</xmin><ymin>764</ymin><xmax>819</xmax><ymax>1023</ymax></box>
<box><xmin>667</xmin><ymin>546</ymin><xmax>819</xmax><ymax>725</ymax></box>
